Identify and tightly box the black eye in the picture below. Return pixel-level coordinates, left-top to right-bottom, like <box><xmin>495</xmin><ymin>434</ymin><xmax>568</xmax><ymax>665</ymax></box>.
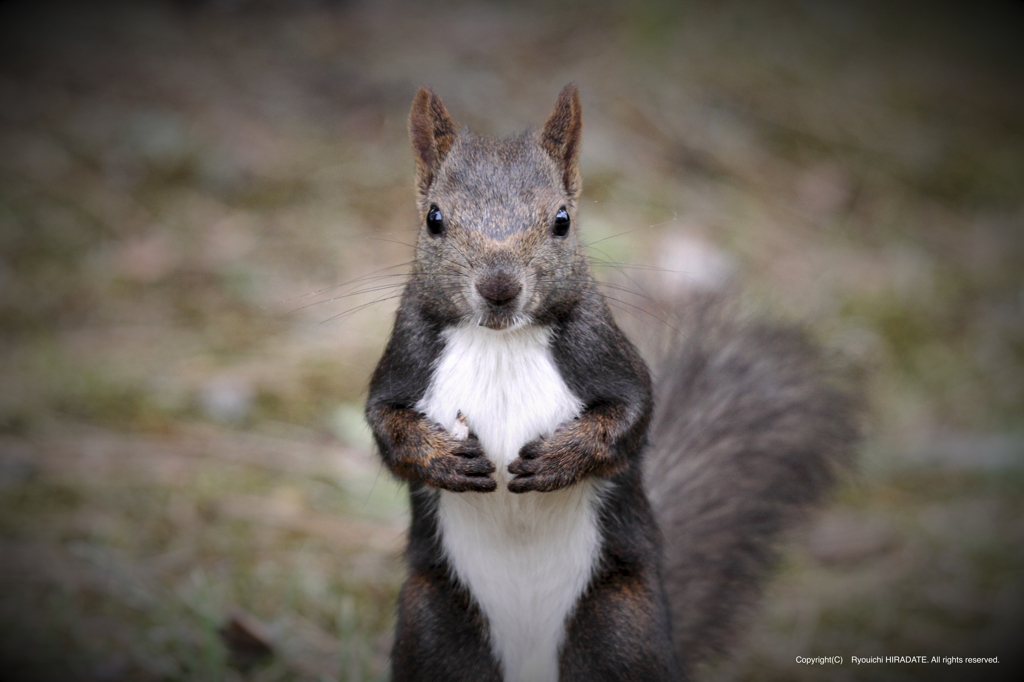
<box><xmin>426</xmin><ymin>204</ymin><xmax>445</xmax><ymax>237</ymax></box>
<box><xmin>552</xmin><ymin>207</ymin><xmax>570</xmax><ymax>238</ymax></box>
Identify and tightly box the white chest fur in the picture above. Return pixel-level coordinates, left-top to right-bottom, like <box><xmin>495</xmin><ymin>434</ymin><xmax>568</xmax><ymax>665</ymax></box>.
<box><xmin>415</xmin><ymin>324</ymin><xmax>604</xmax><ymax>682</ymax></box>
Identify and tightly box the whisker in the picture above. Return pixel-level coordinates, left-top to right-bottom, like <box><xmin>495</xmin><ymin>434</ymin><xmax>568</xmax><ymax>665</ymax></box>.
<box><xmin>532</xmin><ymin>275</ymin><xmax>676</xmax><ymax>331</ymax></box>
<box><xmin>360</xmin><ymin>235</ymin><xmax>418</xmax><ymax>249</ymax></box>
<box><xmin>277</xmin><ymin>260</ymin><xmax>416</xmax><ymax>303</ymax></box>
<box><xmin>601</xmin><ymin>298</ymin><xmax>655</xmax><ymax>331</ymax></box>
<box><xmin>582</xmin><ymin>211</ymin><xmax>677</xmax><ymax>249</ymax></box>
<box><xmin>288</xmin><ymin>280</ymin><xmax>465</xmax><ymax>313</ymax></box>
<box><xmin>318</xmin><ymin>292</ymin><xmax>408</xmax><ymax>325</ymax></box>
<box><xmin>589</xmin><ymin>259</ymin><xmax>693</xmax><ymax>276</ymax></box>
<box><xmin>535</xmin><ymin>277</ymin><xmax>656</xmax><ymax>304</ymax></box>
<box><xmin>595</xmin><ymin>293</ymin><xmax>679</xmax><ymax>333</ymax></box>
<box><xmin>586</xmin><ymin>245</ymin><xmax>676</xmax><ymax>322</ymax></box>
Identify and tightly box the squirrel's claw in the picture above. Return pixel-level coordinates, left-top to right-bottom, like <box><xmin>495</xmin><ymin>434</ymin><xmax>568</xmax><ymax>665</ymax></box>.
<box><xmin>507</xmin><ymin>468</ymin><xmax>573</xmax><ymax>493</ymax></box>
<box><xmin>418</xmin><ymin>433</ymin><xmax>497</xmax><ymax>493</ymax></box>
<box><xmin>507</xmin><ymin>436</ymin><xmax>579</xmax><ymax>493</ymax></box>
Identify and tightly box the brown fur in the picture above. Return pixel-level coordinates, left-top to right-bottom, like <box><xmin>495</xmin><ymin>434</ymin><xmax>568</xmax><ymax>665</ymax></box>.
<box><xmin>508</xmin><ymin>401</ymin><xmax>649</xmax><ymax>493</ymax></box>
<box><xmin>366</xmin><ymin>402</ymin><xmax>496</xmax><ymax>492</ymax></box>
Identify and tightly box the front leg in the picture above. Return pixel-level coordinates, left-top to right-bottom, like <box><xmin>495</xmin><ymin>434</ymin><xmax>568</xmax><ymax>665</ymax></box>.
<box><xmin>508</xmin><ymin>402</ymin><xmax>641</xmax><ymax>493</ymax></box>
<box><xmin>367</xmin><ymin>403</ymin><xmax>496</xmax><ymax>493</ymax></box>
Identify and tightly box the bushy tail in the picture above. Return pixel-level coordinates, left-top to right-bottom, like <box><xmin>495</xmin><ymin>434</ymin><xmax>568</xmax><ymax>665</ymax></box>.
<box><xmin>643</xmin><ymin>294</ymin><xmax>863</xmax><ymax>677</ymax></box>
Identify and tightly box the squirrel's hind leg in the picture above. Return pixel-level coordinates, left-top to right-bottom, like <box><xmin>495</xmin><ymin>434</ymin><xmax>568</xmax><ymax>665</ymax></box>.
<box><xmin>558</xmin><ymin>568</ymin><xmax>679</xmax><ymax>681</ymax></box>
<box><xmin>390</xmin><ymin>569</ymin><xmax>502</xmax><ymax>682</ymax></box>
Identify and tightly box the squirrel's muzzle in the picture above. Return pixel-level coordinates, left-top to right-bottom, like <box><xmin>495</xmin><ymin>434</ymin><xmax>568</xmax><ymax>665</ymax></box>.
<box><xmin>476</xmin><ymin>271</ymin><xmax>523</xmax><ymax>308</ymax></box>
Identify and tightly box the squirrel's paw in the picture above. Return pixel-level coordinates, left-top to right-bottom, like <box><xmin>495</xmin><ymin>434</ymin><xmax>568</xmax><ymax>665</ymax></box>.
<box><xmin>417</xmin><ymin>426</ymin><xmax>497</xmax><ymax>493</ymax></box>
<box><xmin>507</xmin><ymin>431</ymin><xmax>580</xmax><ymax>493</ymax></box>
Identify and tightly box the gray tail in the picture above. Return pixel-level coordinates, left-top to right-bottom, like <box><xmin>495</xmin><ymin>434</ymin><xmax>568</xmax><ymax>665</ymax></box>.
<box><xmin>643</xmin><ymin>293</ymin><xmax>863</xmax><ymax>676</ymax></box>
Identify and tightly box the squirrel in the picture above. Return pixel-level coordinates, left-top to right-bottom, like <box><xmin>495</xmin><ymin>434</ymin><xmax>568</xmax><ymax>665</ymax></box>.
<box><xmin>364</xmin><ymin>85</ymin><xmax>861</xmax><ymax>682</ymax></box>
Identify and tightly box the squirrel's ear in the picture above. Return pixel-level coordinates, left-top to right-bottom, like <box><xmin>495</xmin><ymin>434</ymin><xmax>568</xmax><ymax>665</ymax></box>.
<box><xmin>409</xmin><ymin>87</ymin><xmax>457</xmax><ymax>196</ymax></box>
<box><xmin>540</xmin><ymin>84</ymin><xmax>583</xmax><ymax>198</ymax></box>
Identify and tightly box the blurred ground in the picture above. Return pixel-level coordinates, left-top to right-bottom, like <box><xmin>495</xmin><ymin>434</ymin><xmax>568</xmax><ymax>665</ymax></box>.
<box><xmin>0</xmin><ymin>0</ymin><xmax>1022</xmax><ymax>680</ymax></box>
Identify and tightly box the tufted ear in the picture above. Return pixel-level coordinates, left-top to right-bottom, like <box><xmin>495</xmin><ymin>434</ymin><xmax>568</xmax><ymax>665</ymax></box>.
<box><xmin>409</xmin><ymin>87</ymin><xmax>457</xmax><ymax>199</ymax></box>
<box><xmin>540</xmin><ymin>84</ymin><xmax>583</xmax><ymax>199</ymax></box>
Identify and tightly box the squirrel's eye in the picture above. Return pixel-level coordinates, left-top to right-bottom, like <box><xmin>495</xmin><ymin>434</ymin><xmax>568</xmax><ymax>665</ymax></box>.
<box><xmin>426</xmin><ymin>205</ymin><xmax>445</xmax><ymax>237</ymax></box>
<box><xmin>552</xmin><ymin>207</ymin><xmax>570</xmax><ymax>238</ymax></box>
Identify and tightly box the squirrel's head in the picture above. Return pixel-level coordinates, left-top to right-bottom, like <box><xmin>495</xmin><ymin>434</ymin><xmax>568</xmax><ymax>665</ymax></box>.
<box><xmin>407</xmin><ymin>85</ymin><xmax>588</xmax><ymax>331</ymax></box>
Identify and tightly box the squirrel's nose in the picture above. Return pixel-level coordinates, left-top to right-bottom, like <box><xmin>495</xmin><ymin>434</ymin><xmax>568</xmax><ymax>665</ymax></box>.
<box><xmin>476</xmin><ymin>272</ymin><xmax>522</xmax><ymax>307</ymax></box>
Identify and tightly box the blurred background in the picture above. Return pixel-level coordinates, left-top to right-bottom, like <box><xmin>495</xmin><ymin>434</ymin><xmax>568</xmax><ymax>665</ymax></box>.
<box><xmin>1</xmin><ymin>0</ymin><xmax>1022</xmax><ymax>680</ymax></box>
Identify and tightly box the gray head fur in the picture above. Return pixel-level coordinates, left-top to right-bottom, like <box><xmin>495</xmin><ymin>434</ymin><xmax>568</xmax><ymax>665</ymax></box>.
<box><xmin>406</xmin><ymin>86</ymin><xmax>591</xmax><ymax>330</ymax></box>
